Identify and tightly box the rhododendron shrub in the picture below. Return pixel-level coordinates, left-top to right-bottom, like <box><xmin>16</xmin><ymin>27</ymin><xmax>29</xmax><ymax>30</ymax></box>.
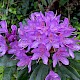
<box><xmin>0</xmin><ymin>11</ymin><xmax>80</xmax><ymax>80</ymax></box>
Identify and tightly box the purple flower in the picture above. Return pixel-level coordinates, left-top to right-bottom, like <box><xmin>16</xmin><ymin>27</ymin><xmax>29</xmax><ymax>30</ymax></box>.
<box><xmin>45</xmin><ymin>70</ymin><xmax>61</xmax><ymax>80</ymax></box>
<box><xmin>0</xmin><ymin>35</ymin><xmax>7</xmax><ymax>56</ymax></box>
<box><xmin>52</xmin><ymin>47</ymin><xmax>69</xmax><ymax>67</ymax></box>
<box><xmin>18</xmin><ymin>11</ymin><xmax>80</xmax><ymax>68</ymax></box>
<box><xmin>18</xmin><ymin>22</ymin><xmax>33</xmax><ymax>51</ymax></box>
<box><xmin>8</xmin><ymin>41</ymin><xmax>26</xmax><ymax>57</ymax></box>
<box><xmin>59</xmin><ymin>18</ymin><xmax>75</xmax><ymax>37</ymax></box>
<box><xmin>18</xmin><ymin>33</ymin><xmax>33</xmax><ymax>52</ymax></box>
<box><xmin>45</xmin><ymin>11</ymin><xmax>60</xmax><ymax>23</ymax></box>
<box><xmin>31</xmin><ymin>44</ymin><xmax>50</xmax><ymax>64</ymax></box>
<box><xmin>25</xmin><ymin>20</ymin><xmax>37</xmax><ymax>33</ymax></box>
<box><xmin>63</xmin><ymin>38</ymin><xmax>80</xmax><ymax>51</ymax></box>
<box><xmin>50</xmin><ymin>19</ymin><xmax>59</xmax><ymax>33</ymax></box>
<box><xmin>7</xmin><ymin>25</ymin><xmax>17</xmax><ymax>42</ymax></box>
<box><xmin>0</xmin><ymin>20</ymin><xmax>17</xmax><ymax>42</ymax></box>
<box><xmin>45</xmin><ymin>11</ymin><xmax>55</xmax><ymax>21</ymax></box>
<box><xmin>62</xmin><ymin>38</ymin><xmax>80</xmax><ymax>58</ymax></box>
<box><xmin>17</xmin><ymin>54</ymin><xmax>32</xmax><ymax>73</ymax></box>
<box><xmin>31</xmin><ymin>12</ymin><xmax>44</xmax><ymax>22</ymax></box>
<box><xmin>8</xmin><ymin>41</ymin><xmax>32</xmax><ymax>72</ymax></box>
<box><xmin>31</xmin><ymin>31</ymin><xmax>48</xmax><ymax>48</ymax></box>
<box><xmin>46</xmin><ymin>32</ymin><xmax>59</xmax><ymax>51</ymax></box>
<box><xmin>0</xmin><ymin>20</ymin><xmax>8</xmax><ymax>34</ymax></box>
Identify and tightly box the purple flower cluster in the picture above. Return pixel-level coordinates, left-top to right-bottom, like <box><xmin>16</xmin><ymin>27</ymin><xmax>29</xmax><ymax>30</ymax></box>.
<box><xmin>0</xmin><ymin>11</ymin><xmax>80</xmax><ymax>80</ymax></box>
<box><xmin>0</xmin><ymin>20</ymin><xmax>17</xmax><ymax>42</ymax></box>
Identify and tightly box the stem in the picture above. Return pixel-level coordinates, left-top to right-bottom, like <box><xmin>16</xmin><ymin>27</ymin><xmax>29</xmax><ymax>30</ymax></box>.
<box><xmin>6</xmin><ymin>0</ymin><xmax>9</xmax><ymax>16</ymax></box>
<box><xmin>67</xmin><ymin>0</ymin><xmax>70</xmax><ymax>21</ymax></box>
<box><xmin>46</xmin><ymin>0</ymin><xmax>57</xmax><ymax>11</ymax></box>
<box><xmin>48</xmin><ymin>59</ymin><xmax>52</xmax><ymax>70</ymax></box>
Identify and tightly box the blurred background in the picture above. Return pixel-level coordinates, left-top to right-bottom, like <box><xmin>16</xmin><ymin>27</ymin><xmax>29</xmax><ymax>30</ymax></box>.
<box><xmin>0</xmin><ymin>0</ymin><xmax>80</xmax><ymax>24</ymax></box>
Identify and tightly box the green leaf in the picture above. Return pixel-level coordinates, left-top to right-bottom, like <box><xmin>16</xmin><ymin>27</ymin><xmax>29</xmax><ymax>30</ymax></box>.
<box><xmin>59</xmin><ymin>65</ymin><xmax>80</xmax><ymax>80</ymax></box>
<box><xmin>47</xmin><ymin>0</ymin><xmax>53</xmax><ymax>5</ymax></box>
<box><xmin>17</xmin><ymin>67</ymin><xmax>29</xmax><ymax>80</ymax></box>
<box><xmin>70</xmin><ymin>59</ymin><xmax>80</xmax><ymax>70</ymax></box>
<box><xmin>57</xmin><ymin>69</ymin><xmax>67</xmax><ymax>80</ymax></box>
<box><xmin>9</xmin><ymin>0</ymin><xmax>14</xmax><ymax>5</ymax></box>
<box><xmin>29</xmin><ymin>64</ymin><xmax>41</xmax><ymax>80</ymax></box>
<box><xmin>77</xmin><ymin>12</ymin><xmax>80</xmax><ymax>16</ymax></box>
<box><xmin>38</xmin><ymin>4</ymin><xmax>44</xmax><ymax>12</ymax></box>
<box><xmin>0</xmin><ymin>66</ymin><xmax>4</xmax><ymax>80</ymax></box>
<box><xmin>17</xmin><ymin>61</ymin><xmax>37</xmax><ymax>80</ymax></box>
<box><xmin>74</xmin><ymin>51</ymin><xmax>80</xmax><ymax>60</ymax></box>
<box><xmin>41</xmin><ymin>0</ymin><xmax>47</xmax><ymax>6</ymax></box>
<box><xmin>2</xmin><ymin>66</ymin><xmax>16</xmax><ymax>80</ymax></box>
<box><xmin>1</xmin><ymin>15</ymin><xmax>7</xmax><ymax>20</ymax></box>
<box><xmin>57</xmin><ymin>65</ymin><xmax>71</xmax><ymax>80</ymax></box>
<box><xmin>9</xmin><ymin>8</ymin><xmax>16</xmax><ymax>14</ymax></box>
<box><xmin>59</xmin><ymin>0</ymin><xmax>69</xmax><ymax>7</ymax></box>
<box><xmin>34</xmin><ymin>2</ymin><xmax>38</xmax><ymax>9</ymax></box>
<box><xmin>73</xmin><ymin>22</ymin><xmax>80</xmax><ymax>30</ymax></box>
<box><xmin>36</xmin><ymin>65</ymin><xmax>49</xmax><ymax>80</ymax></box>
<box><xmin>29</xmin><ymin>64</ymin><xmax>49</xmax><ymax>80</ymax></box>
<box><xmin>67</xmin><ymin>66</ymin><xmax>80</xmax><ymax>79</ymax></box>
<box><xmin>0</xmin><ymin>66</ymin><xmax>4</xmax><ymax>74</ymax></box>
<box><xmin>0</xmin><ymin>3</ymin><xmax>3</xmax><ymax>8</ymax></box>
<box><xmin>0</xmin><ymin>55</ymin><xmax>18</xmax><ymax>67</ymax></box>
<box><xmin>16</xmin><ymin>15</ymin><xmax>23</xmax><ymax>20</ymax></box>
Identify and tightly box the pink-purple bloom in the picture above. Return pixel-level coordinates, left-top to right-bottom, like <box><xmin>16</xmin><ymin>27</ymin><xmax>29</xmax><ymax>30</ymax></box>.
<box><xmin>0</xmin><ymin>35</ymin><xmax>7</xmax><ymax>56</ymax></box>
<box><xmin>0</xmin><ymin>20</ymin><xmax>17</xmax><ymax>42</ymax></box>
<box><xmin>8</xmin><ymin>41</ymin><xmax>32</xmax><ymax>72</ymax></box>
<box><xmin>7</xmin><ymin>25</ymin><xmax>17</xmax><ymax>42</ymax></box>
<box><xmin>45</xmin><ymin>70</ymin><xmax>61</xmax><ymax>80</ymax></box>
<box><xmin>31</xmin><ymin>44</ymin><xmax>50</xmax><ymax>64</ymax></box>
<box><xmin>0</xmin><ymin>20</ymin><xmax>8</xmax><ymax>34</ymax></box>
<box><xmin>17</xmin><ymin>54</ymin><xmax>32</xmax><ymax>73</ymax></box>
<box><xmin>17</xmin><ymin>11</ymin><xmax>80</xmax><ymax>71</ymax></box>
<box><xmin>52</xmin><ymin>47</ymin><xmax>69</xmax><ymax>67</ymax></box>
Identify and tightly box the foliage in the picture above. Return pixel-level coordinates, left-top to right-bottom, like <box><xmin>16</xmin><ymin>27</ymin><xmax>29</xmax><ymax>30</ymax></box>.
<box><xmin>0</xmin><ymin>0</ymin><xmax>80</xmax><ymax>80</ymax></box>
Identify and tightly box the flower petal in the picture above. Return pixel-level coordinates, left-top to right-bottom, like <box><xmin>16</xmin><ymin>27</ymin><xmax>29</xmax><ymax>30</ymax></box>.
<box><xmin>73</xmin><ymin>45</ymin><xmax>80</xmax><ymax>50</ymax></box>
<box><xmin>53</xmin><ymin>58</ymin><xmax>58</xmax><ymax>67</ymax></box>
<box><xmin>59</xmin><ymin>57</ymin><xmax>69</xmax><ymax>65</ymax></box>
<box><xmin>31</xmin><ymin>41</ymin><xmax>39</xmax><ymax>48</ymax></box>
<box><xmin>46</xmin><ymin>43</ymin><xmax>52</xmax><ymax>51</ymax></box>
<box><xmin>69</xmin><ymin>49</ymin><xmax>74</xmax><ymax>59</ymax></box>
<box><xmin>45</xmin><ymin>70</ymin><xmax>61</xmax><ymax>80</ymax></box>
<box><xmin>17</xmin><ymin>60</ymin><xmax>27</xmax><ymax>66</ymax></box>
<box><xmin>31</xmin><ymin>53</ymin><xmax>39</xmax><ymax>60</ymax></box>
<box><xmin>28</xmin><ymin>61</ymin><xmax>32</xmax><ymax>73</ymax></box>
<box><xmin>42</xmin><ymin>56</ymin><xmax>48</xmax><ymax>65</ymax></box>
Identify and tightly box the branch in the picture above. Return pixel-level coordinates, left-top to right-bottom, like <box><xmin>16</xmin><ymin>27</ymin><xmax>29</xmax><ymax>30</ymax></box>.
<box><xmin>46</xmin><ymin>0</ymin><xmax>59</xmax><ymax>11</ymax></box>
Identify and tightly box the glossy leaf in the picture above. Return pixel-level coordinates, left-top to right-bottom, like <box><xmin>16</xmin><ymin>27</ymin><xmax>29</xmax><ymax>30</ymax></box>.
<box><xmin>17</xmin><ymin>67</ymin><xmax>29</xmax><ymax>80</ymax></box>
<box><xmin>59</xmin><ymin>0</ymin><xmax>69</xmax><ymax>6</ymax></box>
<box><xmin>2</xmin><ymin>66</ymin><xmax>16</xmax><ymax>80</ymax></box>
<box><xmin>59</xmin><ymin>65</ymin><xmax>80</xmax><ymax>80</ymax></box>
<box><xmin>38</xmin><ymin>4</ymin><xmax>44</xmax><ymax>12</ymax></box>
<box><xmin>29</xmin><ymin>64</ymin><xmax>49</xmax><ymax>80</ymax></box>
<box><xmin>47</xmin><ymin>0</ymin><xmax>53</xmax><ymax>5</ymax></box>
<box><xmin>74</xmin><ymin>51</ymin><xmax>80</xmax><ymax>60</ymax></box>
<box><xmin>0</xmin><ymin>66</ymin><xmax>4</xmax><ymax>80</ymax></box>
<box><xmin>0</xmin><ymin>55</ymin><xmax>18</xmax><ymax>67</ymax></box>
<box><xmin>41</xmin><ymin>0</ymin><xmax>47</xmax><ymax>6</ymax></box>
<box><xmin>70</xmin><ymin>59</ymin><xmax>80</xmax><ymax>70</ymax></box>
